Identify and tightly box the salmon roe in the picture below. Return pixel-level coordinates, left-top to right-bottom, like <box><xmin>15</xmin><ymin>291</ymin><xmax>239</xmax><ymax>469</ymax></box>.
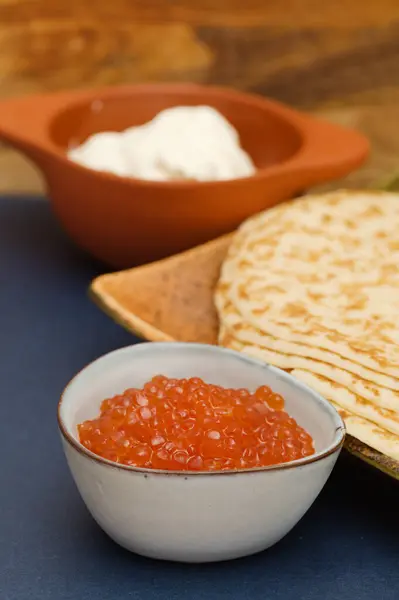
<box><xmin>78</xmin><ymin>376</ymin><xmax>314</xmax><ymax>471</ymax></box>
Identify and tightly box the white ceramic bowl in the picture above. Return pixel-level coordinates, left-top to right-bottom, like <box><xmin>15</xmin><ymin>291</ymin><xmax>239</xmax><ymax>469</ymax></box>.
<box><xmin>58</xmin><ymin>342</ymin><xmax>345</xmax><ymax>563</ymax></box>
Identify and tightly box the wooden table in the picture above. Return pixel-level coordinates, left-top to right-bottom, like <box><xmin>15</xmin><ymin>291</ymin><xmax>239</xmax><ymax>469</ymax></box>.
<box><xmin>1</xmin><ymin>0</ymin><xmax>399</xmax><ymax>193</ymax></box>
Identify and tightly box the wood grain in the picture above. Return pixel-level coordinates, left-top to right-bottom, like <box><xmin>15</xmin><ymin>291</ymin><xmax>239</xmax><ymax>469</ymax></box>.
<box><xmin>2</xmin><ymin>0</ymin><xmax>399</xmax><ymax>192</ymax></box>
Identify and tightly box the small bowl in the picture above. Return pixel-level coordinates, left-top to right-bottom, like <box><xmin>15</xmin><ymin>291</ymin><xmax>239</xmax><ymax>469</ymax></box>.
<box><xmin>58</xmin><ymin>342</ymin><xmax>345</xmax><ymax>563</ymax></box>
<box><xmin>0</xmin><ymin>84</ymin><xmax>368</xmax><ymax>267</ymax></box>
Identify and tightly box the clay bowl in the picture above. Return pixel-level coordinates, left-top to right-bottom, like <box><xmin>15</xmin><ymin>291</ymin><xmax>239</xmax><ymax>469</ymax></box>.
<box><xmin>89</xmin><ymin>234</ymin><xmax>399</xmax><ymax>481</ymax></box>
<box><xmin>0</xmin><ymin>84</ymin><xmax>369</xmax><ymax>267</ymax></box>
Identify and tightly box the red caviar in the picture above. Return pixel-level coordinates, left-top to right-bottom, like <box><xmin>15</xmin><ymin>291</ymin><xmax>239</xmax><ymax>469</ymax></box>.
<box><xmin>78</xmin><ymin>376</ymin><xmax>314</xmax><ymax>471</ymax></box>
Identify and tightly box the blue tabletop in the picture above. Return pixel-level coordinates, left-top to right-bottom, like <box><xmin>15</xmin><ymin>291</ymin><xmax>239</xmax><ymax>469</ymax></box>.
<box><xmin>0</xmin><ymin>196</ymin><xmax>398</xmax><ymax>600</ymax></box>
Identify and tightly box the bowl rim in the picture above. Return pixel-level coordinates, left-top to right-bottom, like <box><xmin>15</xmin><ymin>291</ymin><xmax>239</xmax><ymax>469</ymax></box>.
<box><xmin>58</xmin><ymin>342</ymin><xmax>346</xmax><ymax>477</ymax></box>
<box><xmin>56</xmin><ymin>83</ymin><xmax>306</xmax><ymax>189</ymax></box>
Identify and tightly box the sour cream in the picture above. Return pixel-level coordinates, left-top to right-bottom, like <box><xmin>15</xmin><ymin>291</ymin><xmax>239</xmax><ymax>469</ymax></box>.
<box><xmin>67</xmin><ymin>106</ymin><xmax>256</xmax><ymax>182</ymax></box>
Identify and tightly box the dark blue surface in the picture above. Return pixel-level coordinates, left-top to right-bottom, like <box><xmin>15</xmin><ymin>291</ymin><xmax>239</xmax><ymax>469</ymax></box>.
<box><xmin>0</xmin><ymin>197</ymin><xmax>398</xmax><ymax>600</ymax></box>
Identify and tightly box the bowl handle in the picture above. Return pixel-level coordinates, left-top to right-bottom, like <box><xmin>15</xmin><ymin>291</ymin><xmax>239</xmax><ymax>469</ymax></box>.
<box><xmin>278</xmin><ymin>113</ymin><xmax>369</xmax><ymax>188</ymax></box>
<box><xmin>0</xmin><ymin>90</ymin><xmax>92</xmax><ymax>159</ymax></box>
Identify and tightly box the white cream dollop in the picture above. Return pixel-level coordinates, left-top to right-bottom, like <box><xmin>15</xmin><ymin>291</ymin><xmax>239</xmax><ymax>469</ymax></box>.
<box><xmin>67</xmin><ymin>106</ymin><xmax>256</xmax><ymax>182</ymax></box>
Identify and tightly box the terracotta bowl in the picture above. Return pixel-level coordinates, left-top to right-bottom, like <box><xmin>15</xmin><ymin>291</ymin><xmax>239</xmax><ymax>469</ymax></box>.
<box><xmin>0</xmin><ymin>84</ymin><xmax>369</xmax><ymax>267</ymax></box>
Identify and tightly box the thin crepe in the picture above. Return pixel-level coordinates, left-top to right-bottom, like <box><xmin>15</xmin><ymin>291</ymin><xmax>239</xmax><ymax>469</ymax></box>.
<box><xmin>215</xmin><ymin>190</ymin><xmax>399</xmax><ymax>461</ymax></box>
<box><xmin>291</xmin><ymin>369</ymin><xmax>399</xmax><ymax>437</ymax></box>
<box><xmin>329</xmin><ymin>401</ymin><xmax>399</xmax><ymax>462</ymax></box>
<box><xmin>216</xmin><ymin>190</ymin><xmax>399</xmax><ymax>376</ymax></box>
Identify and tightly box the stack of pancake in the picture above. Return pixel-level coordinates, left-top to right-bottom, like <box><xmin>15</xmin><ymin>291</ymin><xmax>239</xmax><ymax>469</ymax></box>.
<box><xmin>215</xmin><ymin>190</ymin><xmax>399</xmax><ymax>461</ymax></box>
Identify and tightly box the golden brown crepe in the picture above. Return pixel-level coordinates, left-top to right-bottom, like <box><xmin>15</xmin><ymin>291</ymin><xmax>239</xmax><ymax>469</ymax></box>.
<box><xmin>215</xmin><ymin>190</ymin><xmax>399</xmax><ymax>462</ymax></box>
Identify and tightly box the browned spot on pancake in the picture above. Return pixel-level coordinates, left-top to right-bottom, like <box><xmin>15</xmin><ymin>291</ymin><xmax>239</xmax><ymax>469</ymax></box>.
<box><xmin>283</xmin><ymin>303</ymin><xmax>309</xmax><ymax>318</ymax></box>
<box><xmin>343</xmin><ymin>318</ymin><xmax>360</xmax><ymax>326</ymax></box>
<box><xmin>373</xmin><ymin>405</ymin><xmax>399</xmax><ymax>421</ymax></box>
<box><xmin>307</xmin><ymin>250</ymin><xmax>323</xmax><ymax>261</ymax></box>
<box><xmin>253</xmin><ymin>306</ymin><xmax>270</xmax><ymax>316</ymax></box>
<box><xmin>346</xmin><ymin>297</ymin><xmax>367</xmax><ymax>310</ymax></box>
<box><xmin>335</xmin><ymin>259</ymin><xmax>357</xmax><ymax>268</ymax></box>
<box><xmin>376</xmin><ymin>231</ymin><xmax>389</xmax><ymax>239</ymax></box>
<box><xmin>348</xmin><ymin>341</ymin><xmax>375</xmax><ymax>354</ymax></box>
<box><xmin>380</xmin><ymin>333</ymin><xmax>397</xmax><ymax>345</ymax></box>
<box><xmin>371</xmin><ymin>427</ymin><xmax>397</xmax><ymax>441</ymax></box>
<box><xmin>328</xmin><ymin>379</ymin><xmax>341</xmax><ymax>389</ymax></box>
<box><xmin>239</xmin><ymin>259</ymin><xmax>252</xmax><ymax>269</ymax></box>
<box><xmin>367</xmin><ymin>350</ymin><xmax>388</xmax><ymax>368</ymax></box>
<box><xmin>307</xmin><ymin>292</ymin><xmax>324</xmax><ymax>301</ymax></box>
<box><xmin>237</xmin><ymin>284</ymin><xmax>249</xmax><ymax>301</ymax></box>
<box><xmin>360</xmin><ymin>381</ymin><xmax>379</xmax><ymax>396</ymax></box>
<box><xmin>326</xmin><ymin>332</ymin><xmax>341</xmax><ymax>342</ymax></box>
<box><xmin>362</xmin><ymin>205</ymin><xmax>384</xmax><ymax>218</ymax></box>
<box><xmin>380</xmin><ymin>264</ymin><xmax>398</xmax><ymax>277</ymax></box>
<box><xmin>338</xmin><ymin>407</ymin><xmax>350</xmax><ymax>419</ymax></box>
